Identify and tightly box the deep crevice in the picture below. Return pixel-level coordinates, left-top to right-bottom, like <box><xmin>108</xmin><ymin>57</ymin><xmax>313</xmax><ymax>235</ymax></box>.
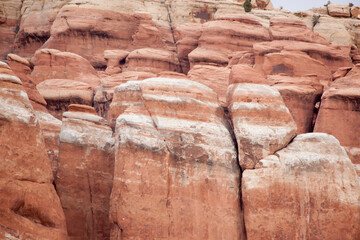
<box><xmin>223</xmin><ymin>106</ymin><xmax>247</xmax><ymax>239</ymax></box>
<box><xmin>164</xmin><ymin>1</ymin><xmax>183</xmax><ymax>74</ymax></box>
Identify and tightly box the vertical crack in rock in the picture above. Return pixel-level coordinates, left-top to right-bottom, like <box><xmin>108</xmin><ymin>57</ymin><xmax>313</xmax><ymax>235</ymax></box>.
<box><xmin>87</xmin><ymin>172</ymin><xmax>95</xmax><ymax>239</ymax></box>
<box><xmin>164</xmin><ymin>1</ymin><xmax>183</xmax><ymax>74</ymax></box>
<box><xmin>223</xmin><ymin>105</ymin><xmax>248</xmax><ymax>239</ymax></box>
<box><xmin>138</xmin><ymin>84</ymin><xmax>173</xmax><ymax>238</ymax></box>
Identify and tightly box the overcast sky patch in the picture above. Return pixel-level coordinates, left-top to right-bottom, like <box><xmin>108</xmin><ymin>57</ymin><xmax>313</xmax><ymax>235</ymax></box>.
<box><xmin>271</xmin><ymin>0</ymin><xmax>358</xmax><ymax>12</ymax></box>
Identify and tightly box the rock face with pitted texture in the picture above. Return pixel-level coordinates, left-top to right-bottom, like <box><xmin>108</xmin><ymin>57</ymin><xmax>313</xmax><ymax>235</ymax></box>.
<box><xmin>314</xmin><ymin>64</ymin><xmax>360</xmax><ymax>166</ymax></box>
<box><xmin>0</xmin><ymin>61</ymin><xmax>68</xmax><ymax>239</ymax></box>
<box><xmin>242</xmin><ymin>133</ymin><xmax>360</xmax><ymax>240</ymax></box>
<box><xmin>109</xmin><ymin>78</ymin><xmax>245</xmax><ymax>239</ymax></box>
<box><xmin>56</xmin><ymin>104</ymin><xmax>115</xmax><ymax>240</ymax></box>
<box><xmin>227</xmin><ymin>83</ymin><xmax>297</xmax><ymax>169</ymax></box>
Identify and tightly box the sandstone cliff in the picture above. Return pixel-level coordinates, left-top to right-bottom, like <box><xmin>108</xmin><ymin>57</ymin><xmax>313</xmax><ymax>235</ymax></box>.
<box><xmin>0</xmin><ymin>0</ymin><xmax>359</xmax><ymax>239</ymax></box>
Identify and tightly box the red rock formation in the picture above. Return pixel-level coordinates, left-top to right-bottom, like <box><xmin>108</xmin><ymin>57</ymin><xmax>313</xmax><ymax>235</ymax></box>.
<box><xmin>328</xmin><ymin>4</ymin><xmax>351</xmax><ymax>18</ymax></box>
<box><xmin>35</xmin><ymin>110</ymin><xmax>62</xmax><ymax>178</ymax></box>
<box><xmin>7</xmin><ymin>53</ymin><xmax>48</xmax><ymax>111</ymax></box>
<box><xmin>123</xmin><ymin>48</ymin><xmax>181</xmax><ymax>74</ymax></box>
<box><xmin>95</xmin><ymin>71</ymin><xmax>157</xmax><ymax>120</ymax></box>
<box><xmin>43</xmin><ymin>6</ymin><xmax>174</xmax><ymax>68</ymax></box>
<box><xmin>174</xmin><ymin>23</ymin><xmax>202</xmax><ymax>73</ymax></box>
<box><xmin>242</xmin><ymin>133</ymin><xmax>360</xmax><ymax>240</ymax></box>
<box><xmin>7</xmin><ymin>54</ymin><xmax>65</xmax><ymax>177</ymax></box>
<box><xmin>269</xmin><ymin>18</ymin><xmax>329</xmax><ymax>44</ymax></box>
<box><xmin>268</xmin><ymin>75</ymin><xmax>323</xmax><ymax>134</ymax></box>
<box><xmin>31</xmin><ymin>48</ymin><xmax>100</xmax><ymax>88</ymax></box>
<box><xmin>189</xmin><ymin>14</ymin><xmax>270</xmax><ymax>67</ymax></box>
<box><xmin>187</xmin><ymin>64</ymin><xmax>230</xmax><ymax>104</ymax></box>
<box><xmin>0</xmin><ymin>0</ymin><xmax>22</xmax><ymax>59</ymax></box>
<box><xmin>227</xmin><ymin>83</ymin><xmax>297</xmax><ymax>169</ymax></box>
<box><xmin>110</xmin><ymin>78</ymin><xmax>245</xmax><ymax>239</ymax></box>
<box><xmin>314</xmin><ymin>64</ymin><xmax>360</xmax><ymax>165</ymax></box>
<box><xmin>0</xmin><ymin>61</ymin><xmax>68</xmax><ymax>239</ymax></box>
<box><xmin>228</xmin><ymin>51</ymin><xmax>255</xmax><ymax>66</ymax></box>
<box><xmin>262</xmin><ymin>50</ymin><xmax>332</xmax><ymax>82</ymax></box>
<box><xmin>104</xmin><ymin>50</ymin><xmax>129</xmax><ymax>75</ymax></box>
<box><xmin>253</xmin><ymin>40</ymin><xmax>352</xmax><ymax>74</ymax></box>
<box><xmin>13</xmin><ymin>0</ymin><xmax>69</xmax><ymax>57</ymax></box>
<box><xmin>56</xmin><ymin>104</ymin><xmax>114</xmax><ymax>240</ymax></box>
<box><xmin>37</xmin><ymin>79</ymin><xmax>94</xmax><ymax>120</ymax></box>
<box><xmin>229</xmin><ymin>64</ymin><xmax>267</xmax><ymax>84</ymax></box>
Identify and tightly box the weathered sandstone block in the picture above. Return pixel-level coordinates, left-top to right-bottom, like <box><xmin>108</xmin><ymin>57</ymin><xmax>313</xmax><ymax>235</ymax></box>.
<box><xmin>37</xmin><ymin>79</ymin><xmax>94</xmax><ymax>120</ymax></box>
<box><xmin>242</xmin><ymin>133</ymin><xmax>360</xmax><ymax>240</ymax></box>
<box><xmin>227</xmin><ymin>83</ymin><xmax>297</xmax><ymax>169</ymax></box>
<box><xmin>123</xmin><ymin>48</ymin><xmax>181</xmax><ymax>74</ymax></box>
<box><xmin>0</xmin><ymin>61</ymin><xmax>67</xmax><ymax>239</ymax></box>
<box><xmin>268</xmin><ymin>75</ymin><xmax>323</xmax><ymax>133</ymax></box>
<box><xmin>314</xmin><ymin>64</ymin><xmax>360</xmax><ymax>164</ymax></box>
<box><xmin>56</xmin><ymin>104</ymin><xmax>115</xmax><ymax>239</ymax></box>
<box><xmin>187</xmin><ymin>64</ymin><xmax>230</xmax><ymax>104</ymax></box>
<box><xmin>31</xmin><ymin>48</ymin><xmax>100</xmax><ymax>88</ymax></box>
<box><xmin>110</xmin><ymin>78</ymin><xmax>245</xmax><ymax>239</ymax></box>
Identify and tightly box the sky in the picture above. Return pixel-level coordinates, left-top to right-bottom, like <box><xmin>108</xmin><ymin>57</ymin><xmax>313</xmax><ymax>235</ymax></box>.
<box><xmin>271</xmin><ymin>0</ymin><xmax>358</xmax><ymax>12</ymax></box>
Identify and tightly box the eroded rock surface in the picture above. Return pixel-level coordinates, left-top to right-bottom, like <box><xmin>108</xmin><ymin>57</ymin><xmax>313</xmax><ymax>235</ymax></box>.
<box><xmin>110</xmin><ymin>77</ymin><xmax>245</xmax><ymax>239</ymax></box>
<box><xmin>56</xmin><ymin>104</ymin><xmax>115</xmax><ymax>240</ymax></box>
<box><xmin>227</xmin><ymin>83</ymin><xmax>297</xmax><ymax>169</ymax></box>
<box><xmin>31</xmin><ymin>48</ymin><xmax>100</xmax><ymax>88</ymax></box>
<box><xmin>0</xmin><ymin>61</ymin><xmax>68</xmax><ymax>239</ymax></box>
<box><xmin>242</xmin><ymin>133</ymin><xmax>360</xmax><ymax>240</ymax></box>
<box><xmin>314</xmin><ymin>64</ymin><xmax>360</xmax><ymax>165</ymax></box>
<box><xmin>37</xmin><ymin>79</ymin><xmax>94</xmax><ymax>120</ymax></box>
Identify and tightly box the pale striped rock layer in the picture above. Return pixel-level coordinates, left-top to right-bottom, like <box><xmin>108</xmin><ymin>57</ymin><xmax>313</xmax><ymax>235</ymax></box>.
<box><xmin>56</xmin><ymin>104</ymin><xmax>115</xmax><ymax>240</ymax></box>
<box><xmin>227</xmin><ymin>83</ymin><xmax>297</xmax><ymax>169</ymax></box>
<box><xmin>0</xmin><ymin>61</ymin><xmax>67</xmax><ymax>239</ymax></box>
<box><xmin>242</xmin><ymin>133</ymin><xmax>360</xmax><ymax>240</ymax></box>
<box><xmin>110</xmin><ymin>77</ymin><xmax>245</xmax><ymax>239</ymax></box>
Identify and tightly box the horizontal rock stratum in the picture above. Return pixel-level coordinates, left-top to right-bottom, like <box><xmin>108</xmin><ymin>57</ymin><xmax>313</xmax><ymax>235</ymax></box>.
<box><xmin>0</xmin><ymin>0</ymin><xmax>359</xmax><ymax>239</ymax></box>
<box><xmin>110</xmin><ymin>77</ymin><xmax>245</xmax><ymax>239</ymax></box>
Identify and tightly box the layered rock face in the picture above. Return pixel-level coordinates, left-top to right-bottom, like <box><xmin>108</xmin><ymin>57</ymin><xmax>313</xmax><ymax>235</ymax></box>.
<box><xmin>1</xmin><ymin>1</ymin><xmax>360</xmax><ymax>239</ymax></box>
<box><xmin>268</xmin><ymin>75</ymin><xmax>323</xmax><ymax>133</ymax></box>
<box><xmin>0</xmin><ymin>61</ymin><xmax>68</xmax><ymax>239</ymax></box>
<box><xmin>187</xmin><ymin>64</ymin><xmax>230</xmax><ymax>104</ymax></box>
<box><xmin>123</xmin><ymin>48</ymin><xmax>181</xmax><ymax>74</ymax></box>
<box><xmin>42</xmin><ymin>6</ymin><xmax>174</xmax><ymax>68</ymax></box>
<box><xmin>37</xmin><ymin>79</ymin><xmax>94</xmax><ymax>119</ymax></box>
<box><xmin>56</xmin><ymin>104</ymin><xmax>114</xmax><ymax>239</ymax></box>
<box><xmin>13</xmin><ymin>0</ymin><xmax>70</xmax><ymax>57</ymax></box>
<box><xmin>110</xmin><ymin>78</ymin><xmax>245</xmax><ymax>239</ymax></box>
<box><xmin>0</xmin><ymin>0</ymin><xmax>22</xmax><ymax>58</ymax></box>
<box><xmin>6</xmin><ymin>53</ymin><xmax>48</xmax><ymax>111</ymax></box>
<box><xmin>31</xmin><ymin>48</ymin><xmax>100</xmax><ymax>88</ymax></box>
<box><xmin>314</xmin><ymin>64</ymin><xmax>360</xmax><ymax>165</ymax></box>
<box><xmin>227</xmin><ymin>83</ymin><xmax>297</xmax><ymax>169</ymax></box>
<box><xmin>242</xmin><ymin>133</ymin><xmax>360</xmax><ymax>240</ymax></box>
<box><xmin>35</xmin><ymin>110</ymin><xmax>62</xmax><ymax>177</ymax></box>
<box><xmin>31</xmin><ymin>48</ymin><xmax>100</xmax><ymax>118</ymax></box>
<box><xmin>189</xmin><ymin>15</ymin><xmax>270</xmax><ymax>67</ymax></box>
